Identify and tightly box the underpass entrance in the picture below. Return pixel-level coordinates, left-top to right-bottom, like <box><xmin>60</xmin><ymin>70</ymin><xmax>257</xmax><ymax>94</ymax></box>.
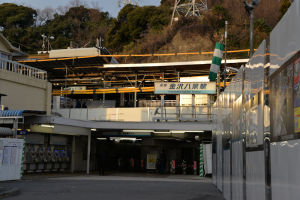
<box><xmin>93</xmin><ymin>130</ymin><xmax>212</xmax><ymax>176</ymax></box>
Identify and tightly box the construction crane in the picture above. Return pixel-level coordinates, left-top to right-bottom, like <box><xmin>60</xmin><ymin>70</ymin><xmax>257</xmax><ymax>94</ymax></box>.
<box><xmin>118</xmin><ymin>0</ymin><xmax>140</xmax><ymax>7</ymax></box>
<box><xmin>171</xmin><ymin>0</ymin><xmax>208</xmax><ymax>26</ymax></box>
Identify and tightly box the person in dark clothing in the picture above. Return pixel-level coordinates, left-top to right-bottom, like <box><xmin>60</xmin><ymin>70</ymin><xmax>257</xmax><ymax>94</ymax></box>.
<box><xmin>98</xmin><ymin>151</ymin><xmax>105</xmax><ymax>176</ymax></box>
<box><xmin>160</xmin><ymin>150</ymin><xmax>167</xmax><ymax>174</ymax></box>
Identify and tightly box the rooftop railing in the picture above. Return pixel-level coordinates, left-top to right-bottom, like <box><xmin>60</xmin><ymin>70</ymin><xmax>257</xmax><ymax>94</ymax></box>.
<box><xmin>0</xmin><ymin>58</ymin><xmax>47</xmax><ymax>80</ymax></box>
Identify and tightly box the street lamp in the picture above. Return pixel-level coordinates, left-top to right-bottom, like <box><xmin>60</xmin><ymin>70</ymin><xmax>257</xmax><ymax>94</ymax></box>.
<box><xmin>41</xmin><ymin>34</ymin><xmax>55</xmax><ymax>53</ymax></box>
<box><xmin>244</xmin><ymin>0</ymin><xmax>261</xmax><ymax>58</ymax></box>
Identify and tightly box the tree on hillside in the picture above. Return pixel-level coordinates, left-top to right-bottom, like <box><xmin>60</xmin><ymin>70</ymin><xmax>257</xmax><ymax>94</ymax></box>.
<box><xmin>279</xmin><ymin>0</ymin><xmax>291</xmax><ymax>19</ymax></box>
<box><xmin>36</xmin><ymin>7</ymin><xmax>55</xmax><ymax>26</ymax></box>
<box><xmin>0</xmin><ymin>3</ymin><xmax>37</xmax><ymax>29</ymax></box>
<box><xmin>160</xmin><ymin>0</ymin><xmax>174</xmax><ymax>6</ymax></box>
<box><xmin>44</xmin><ymin>6</ymin><xmax>112</xmax><ymax>49</ymax></box>
<box><xmin>106</xmin><ymin>4</ymin><xmax>171</xmax><ymax>52</ymax></box>
<box><xmin>0</xmin><ymin>3</ymin><xmax>38</xmax><ymax>52</ymax></box>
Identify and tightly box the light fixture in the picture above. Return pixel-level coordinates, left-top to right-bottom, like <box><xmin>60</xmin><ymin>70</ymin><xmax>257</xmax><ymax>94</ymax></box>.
<box><xmin>97</xmin><ymin>138</ymin><xmax>107</xmax><ymax>140</ymax></box>
<box><xmin>41</xmin><ymin>124</ymin><xmax>54</xmax><ymax>128</ymax></box>
<box><xmin>91</xmin><ymin>128</ymin><xmax>97</xmax><ymax>131</ymax></box>
<box><xmin>171</xmin><ymin>130</ymin><xmax>186</xmax><ymax>134</ymax></box>
<box><xmin>153</xmin><ymin>131</ymin><xmax>171</xmax><ymax>134</ymax></box>
<box><xmin>123</xmin><ymin>130</ymin><xmax>153</xmax><ymax>133</ymax></box>
<box><xmin>186</xmin><ymin>131</ymin><xmax>204</xmax><ymax>133</ymax></box>
<box><xmin>109</xmin><ymin>137</ymin><xmax>138</xmax><ymax>142</ymax></box>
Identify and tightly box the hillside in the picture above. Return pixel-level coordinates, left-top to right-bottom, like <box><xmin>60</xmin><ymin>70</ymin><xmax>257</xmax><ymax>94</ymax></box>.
<box><xmin>0</xmin><ymin>0</ymin><xmax>290</xmax><ymax>63</ymax></box>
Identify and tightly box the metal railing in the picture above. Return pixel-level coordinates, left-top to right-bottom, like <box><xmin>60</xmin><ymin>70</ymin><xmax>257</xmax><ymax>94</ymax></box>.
<box><xmin>0</xmin><ymin>58</ymin><xmax>47</xmax><ymax>80</ymax></box>
<box><xmin>52</xmin><ymin>106</ymin><xmax>213</xmax><ymax>122</ymax></box>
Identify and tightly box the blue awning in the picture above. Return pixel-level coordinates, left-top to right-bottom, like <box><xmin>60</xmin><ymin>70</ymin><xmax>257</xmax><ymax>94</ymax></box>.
<box><xmin>0</xmin><ymin>110</ymin><xmax>24</xmax><ymax>117</ymax></box>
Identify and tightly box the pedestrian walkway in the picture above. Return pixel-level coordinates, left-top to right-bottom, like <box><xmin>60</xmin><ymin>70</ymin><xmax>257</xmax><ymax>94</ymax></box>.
<box><xmin>4</xmin><ymin>174</ymin><xmax>222</xmax><ymax>200</ymax></box>
<box><xmin>0</xmin><ymin>186</ymin><xmax>20</xmax><ymax>199</ymax></box>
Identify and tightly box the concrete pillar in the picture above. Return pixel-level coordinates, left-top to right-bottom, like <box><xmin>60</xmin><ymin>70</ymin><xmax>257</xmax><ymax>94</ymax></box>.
<box><xmin>192</xmin><ymin>94</ymin><xmax>196</xmax><ymax>119</ymax></box>
<box><xmin>71</xmin><ymin>136</ymin><xmax>76</xmax><ymax>173</ymax></box>
<box><xmin>46</xmin><ymin>83</ymin><xmax>52</xmax><ymax>115</ymax></box>
<box><xmin>52</xmin><ymin>96</ymin><xmax>60</xmax><ymax>110</ymax></box>
<box><xmin>120</xmin><ymin>93</ymin><xmax>125</xmax><ymax>107</ymax></box>
<box><xmin>161</xmin><ymin>95</ymin><xmax>165</xmax><ymax>120</ymax></box>
<box><xmin>87</xmin><ymin>132</ymin><xmax>91</xmax><ymax>174</ymax></box>
<box><xmin>12</xmin><ymin>118</ymin><xmax>18</xmax><ymax>138</ymax></box>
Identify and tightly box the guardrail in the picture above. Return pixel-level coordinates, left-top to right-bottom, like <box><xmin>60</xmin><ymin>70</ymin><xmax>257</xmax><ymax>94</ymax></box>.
<box><xmin>52</xmin><ymin>106</ymin><xmax>213</xmax><ymax>122</ymax></box>
<box><xmin>0</xmin><ymin>58</ymin><xmax>47</xmax><ymax>80</ymax></box>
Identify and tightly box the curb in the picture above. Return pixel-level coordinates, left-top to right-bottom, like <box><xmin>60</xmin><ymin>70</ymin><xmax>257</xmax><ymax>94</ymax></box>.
<box><xmin>0</xmin><ymin>187</ymin><xmax>20</xmax><ymax>199</ymax></box>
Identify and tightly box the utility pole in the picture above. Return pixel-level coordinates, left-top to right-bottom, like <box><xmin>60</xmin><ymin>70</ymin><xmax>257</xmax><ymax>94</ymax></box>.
<box><xmin>134</xmin><ymin>74</ymin><xmax>137</xmax><ymax>107</ymax></box>
<box><xmin>224</xmin><ymin>21</ymin><xmax>228</xmax><ymax>89</ymax></box>
<box><xmin>244</xmin><ymin>0</ymin><xmax>261</xmax><ymax>58</ymax></box>
<box><xmin>249</xmin><ymin>10</ymin><xmax>254</xmax><ymax>57</ymax></box>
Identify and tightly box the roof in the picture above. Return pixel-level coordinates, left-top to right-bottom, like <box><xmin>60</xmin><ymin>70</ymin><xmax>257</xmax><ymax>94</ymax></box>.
<box><xmin>104</xmin><ymin>59</ymin><xmax>249</xmax><ymax>69</ymax></box>
<box><xmin>0</xmin><ymin>110</ymin><xmax>24</xmax><ymax>117</ymax></box>
<box><xmin>0</xmin><ymin>33</ymin><xmax>27</xmax><ymax>57</ymax></box>
<box><xmin>0</xmin><ymin>110</ymin><xmax>46</xmax><ymax>117</ymax></box>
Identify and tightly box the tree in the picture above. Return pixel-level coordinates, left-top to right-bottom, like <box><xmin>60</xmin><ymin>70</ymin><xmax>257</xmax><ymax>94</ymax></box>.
<box><xmin>106</xmin><ymin>4</ymin><xmax>171</xmax><ymax>52</ymax></box>
<box><xmin>0</xmin><ymin>3</ymin><xmax>37</xmax><ymax>29</ymax></box>
<box><xmin>279</xmin><ymin>0</ymin><xmax>291</xmax><ymax>19</ymax></box>
<box><xmin>36</xmin><ymin>7</ymin><xmax>54</xmax><ymax>26</ymax></box>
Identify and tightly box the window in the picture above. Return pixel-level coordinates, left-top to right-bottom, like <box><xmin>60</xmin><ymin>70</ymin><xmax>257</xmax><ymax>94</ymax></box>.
<box><xmin>270</xmin><ymin>51</ymin><xmax>300</xmax><ymax>141</ymax></box>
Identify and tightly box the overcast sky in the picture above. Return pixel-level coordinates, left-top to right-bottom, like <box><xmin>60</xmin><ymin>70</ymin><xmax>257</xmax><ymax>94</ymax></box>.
<box><xmin>0</xmin><ymin>0</ymin><xmax>161</xmax><ymax>17</ymax></box>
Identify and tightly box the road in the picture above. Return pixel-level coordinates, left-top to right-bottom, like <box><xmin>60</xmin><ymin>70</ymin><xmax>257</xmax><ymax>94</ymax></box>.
<box><xmin>4</xmin><ymin>175</ymin><xmax>224</xmax><ymax>200</ymax></box>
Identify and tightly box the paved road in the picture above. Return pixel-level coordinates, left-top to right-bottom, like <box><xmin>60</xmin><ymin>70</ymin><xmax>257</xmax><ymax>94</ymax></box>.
<box><xmin>4</xmin><ymin>175</ymin><xmax>223</xmax><ymax>200</ymax></box>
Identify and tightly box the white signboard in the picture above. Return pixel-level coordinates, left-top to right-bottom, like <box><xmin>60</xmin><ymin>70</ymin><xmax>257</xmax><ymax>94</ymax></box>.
<box><xmin>0</xmin><ymin>138</ymin><xmax>24</xmax><ymax>181</ymax></box>
<box><xmin>146</xmin><ymin>153</ymin><xmax>157</xmax><ymax>170</ymax></box>
<box><xmin>154</xmin><ymin>82</ymin><xmax>216</xmax><ymax>94</ymax></box>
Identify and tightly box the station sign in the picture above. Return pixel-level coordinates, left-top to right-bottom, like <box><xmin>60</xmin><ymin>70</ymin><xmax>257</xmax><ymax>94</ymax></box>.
<box><xmin>154</xmin><ymin>82</ymin><xmax>216</xmax><ymax>94</ymax></box>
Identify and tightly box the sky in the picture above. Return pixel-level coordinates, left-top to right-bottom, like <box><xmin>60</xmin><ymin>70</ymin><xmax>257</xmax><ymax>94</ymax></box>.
<box><xmin>0</xmin><ymin>0</ymin><xmax>161</xmax><ymax>17</ymax></box>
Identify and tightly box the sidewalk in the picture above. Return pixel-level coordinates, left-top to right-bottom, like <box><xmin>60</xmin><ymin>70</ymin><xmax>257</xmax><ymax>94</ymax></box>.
<box><xmin>0</xmin><ymin>186</ymin><xmax>20</xmax><ymax>199</ymax></box>
<box><xmin>22</xmin><ymin>171</ymin><xmax>211</xmax><ymax>183</ymax></box>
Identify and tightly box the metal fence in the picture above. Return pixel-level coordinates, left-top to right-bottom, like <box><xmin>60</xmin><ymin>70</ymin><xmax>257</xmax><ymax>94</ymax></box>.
<box><xmin>53</xmin><ymin>106</ymin><xmax>213</xmax><ymax>122</ymax></box>
<box><xmin>0</xmin><ymin>58</ymin><xmax>47</xmax><ymax>80</ymax></box>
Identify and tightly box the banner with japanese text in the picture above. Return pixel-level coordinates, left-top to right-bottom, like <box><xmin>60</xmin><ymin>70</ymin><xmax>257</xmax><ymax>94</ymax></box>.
<box><xmin>154</xmin><ymin>82</ymin><xmax>216</xmax><ymax>94</ymax></box>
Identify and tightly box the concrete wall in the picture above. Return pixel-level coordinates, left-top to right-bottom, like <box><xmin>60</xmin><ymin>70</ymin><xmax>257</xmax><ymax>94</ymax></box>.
<box><xmin>72</xmin><ymin>136</ymin><xmax>97</xmax><ymax>172</ymax></box>
<box><xmin>49</xmin><ymin>48</ymin><xmax>99</xmax><ymax>58</ymax></box>
<box><xmin>0</xmin><ymin>69</ymin><xmax>52</xmax><ymax>114</ymax></box>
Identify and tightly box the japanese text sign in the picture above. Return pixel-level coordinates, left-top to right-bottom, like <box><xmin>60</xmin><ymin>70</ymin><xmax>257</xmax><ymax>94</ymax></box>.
<box><xmin>154</xmin><ymin>82</ymin><xmax>216</xmax><ymax>94</ymax></box>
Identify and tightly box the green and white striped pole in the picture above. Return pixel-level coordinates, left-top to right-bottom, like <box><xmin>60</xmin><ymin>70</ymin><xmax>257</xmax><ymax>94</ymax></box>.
<box><xmin>199</xmin><ymin>144</ymin><xmax>204</xmax><ymax>177</ymax></box>
<box><xmin>209</xmin><ymin>42</ymin><xmax>225</xmax><ymax>82</ymax></box>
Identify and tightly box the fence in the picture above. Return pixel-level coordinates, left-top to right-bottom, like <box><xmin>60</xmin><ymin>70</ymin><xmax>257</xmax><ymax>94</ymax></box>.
<box><xmin>0</xmin><ymin>58</ymin><xmax>47</xmax><ymax>80</ymax></box>
<box><xmin>53</xmin><ymin>106</ymin><xmax>213</xmax><ymax>122</ymax></box>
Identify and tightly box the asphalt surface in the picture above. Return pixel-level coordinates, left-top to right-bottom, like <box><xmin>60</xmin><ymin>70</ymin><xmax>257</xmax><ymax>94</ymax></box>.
<box><xmin>3</xmin><ymin>175</ymin><xmax>224</xmax><ymax>200</ymax></box>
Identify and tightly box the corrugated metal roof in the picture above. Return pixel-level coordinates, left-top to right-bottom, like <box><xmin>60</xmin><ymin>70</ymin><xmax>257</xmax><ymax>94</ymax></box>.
<box><xmin>0</xmin><ymin>110</ymin><xmax>24</xmax><ymax>117</ymax></box>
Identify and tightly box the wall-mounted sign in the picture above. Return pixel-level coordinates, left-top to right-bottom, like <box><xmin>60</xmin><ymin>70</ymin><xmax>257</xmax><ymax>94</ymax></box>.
<box><xmin>154</xmin><ymin>82</ymin><xmax>216</xmax><ymax>94</ymax></box>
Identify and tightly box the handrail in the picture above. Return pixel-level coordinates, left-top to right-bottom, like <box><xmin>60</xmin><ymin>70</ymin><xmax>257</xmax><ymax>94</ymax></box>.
<box><xmin>0</xmin><ymin>58</ymin><xmax>47</xmax><ymax>80</ymax></box>
<box><xmin>53</xmin><ymin>106</ymin><xmax>213</xmax><ymax>122</ymax></box>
